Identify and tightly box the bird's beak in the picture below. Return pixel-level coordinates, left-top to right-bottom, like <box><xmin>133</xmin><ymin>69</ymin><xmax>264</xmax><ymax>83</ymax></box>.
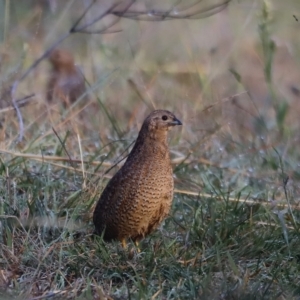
<box><xmin>169</xmin><ymin>117</ymin><xmax>182</xmax><ymax>126</ymax></box>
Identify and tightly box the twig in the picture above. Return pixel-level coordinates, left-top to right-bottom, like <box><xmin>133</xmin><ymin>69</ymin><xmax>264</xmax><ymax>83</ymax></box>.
<box><xmin>114</xmin><ymin>0</ymin><xmax>231</xmax><ymax>20</ymax></box>
<box><xmin>52</xmin><ymin>127</ymin><xmax>75</xmax><ymax>169</ymax></box>
<box><xmin>174</xmin><ymin>189</ymin><xmax>300</xmax><ymax>211</ymax></box>
<box><xmin>0</xmin><ymin>149</ymin><xmax>112</xmax><ymax>167</ymax></box>
<box><xmin>71</xmin><ymin>1</ymin><xmax>127</xmax><ymax>33</ymax></box>
<box><xmin>0</xmin><ymin>149</ymin><xmax>265</xmax><ymax>178</ymax></box>
<box><xmin>0</xmin><ymin>94</ymin><xmax>36</xmax><ymax>114</ymax></box>
<box><xmin>201</xmin><ymin>91</ymin><xmax>248</xmax><ymax>112</ymax></box>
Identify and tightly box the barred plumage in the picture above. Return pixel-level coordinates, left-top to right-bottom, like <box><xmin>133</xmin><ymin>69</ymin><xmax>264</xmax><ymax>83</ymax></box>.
<box><xmin>93</xmin><ymin>110</ymin><xmax>182</xmax><ymax>244</ymax></box>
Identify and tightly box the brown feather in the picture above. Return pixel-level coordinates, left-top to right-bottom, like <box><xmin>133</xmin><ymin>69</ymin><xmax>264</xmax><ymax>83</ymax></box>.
<box><xmin>93</xmin><ymin>110</ymin><xmax>182</xmax><ymax>243</ymax></box>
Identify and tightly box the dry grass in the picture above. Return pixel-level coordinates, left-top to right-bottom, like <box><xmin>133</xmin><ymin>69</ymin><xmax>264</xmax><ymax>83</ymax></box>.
<box><xmin>1</xmin><ymin>0</ymin><xmax>300</xmax><ymax>299</ymax></box>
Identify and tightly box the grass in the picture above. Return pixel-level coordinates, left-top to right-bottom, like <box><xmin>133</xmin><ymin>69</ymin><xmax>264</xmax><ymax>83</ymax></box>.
<box><xmin>1</xmin><ymin>0</ymin><xmax>300</xmax><ymax>299</ymax></box>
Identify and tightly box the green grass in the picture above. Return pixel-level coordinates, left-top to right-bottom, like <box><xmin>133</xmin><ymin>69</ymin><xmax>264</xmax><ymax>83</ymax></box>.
<box><xmin>1</xmin><ymin>0</ymin><xmax>300</xmax><ymax>299</ymax></box>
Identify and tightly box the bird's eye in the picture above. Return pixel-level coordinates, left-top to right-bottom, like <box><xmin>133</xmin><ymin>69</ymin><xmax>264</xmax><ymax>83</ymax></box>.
<box><xmin>162</xmin><ymin>115</ymin><xmax>168</xmax><ymax>121</ymax></box>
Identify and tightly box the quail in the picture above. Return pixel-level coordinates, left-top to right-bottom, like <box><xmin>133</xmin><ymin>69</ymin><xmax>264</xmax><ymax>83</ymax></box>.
<box><xmin>93</xmin><ymin>110</ymin><xmax>182</xmax><ymax>246</ymax></box>
<box><xmin>46</xmin><ymin>48</ymin><xmax>86</xmax><ymax>106</ymax></box>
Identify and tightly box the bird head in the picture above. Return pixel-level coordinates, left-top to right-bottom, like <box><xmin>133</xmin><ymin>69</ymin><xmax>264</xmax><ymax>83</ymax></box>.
<box><xmin>143</xmin><ymin>110</ymin><xmax>182</xmax><ymax>138</ymax></box>
<box><xmin>49</xmin><ymin>49</ymin><xmax>75</xmax><ymax>72</ymax></box>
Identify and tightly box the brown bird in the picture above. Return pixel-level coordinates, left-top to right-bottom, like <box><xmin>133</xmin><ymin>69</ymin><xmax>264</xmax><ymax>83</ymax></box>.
<box><xmin>93</xmin><ymin>110</ymin><xmax>182</xmax><ymax>246</ymax></box>
<box><xmin>46</xmin><ymin>48</ymin><xmax>86</xmax><ymax>106</ymax></box>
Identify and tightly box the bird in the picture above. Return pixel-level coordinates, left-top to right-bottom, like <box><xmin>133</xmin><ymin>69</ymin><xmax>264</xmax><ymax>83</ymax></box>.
<box><xmin>93</xmin><ymin>110</ymin><xmax>182</xmax><ymax>247</ymax></box>
<box><xmin>46</xmin><ymin>48</ymin><xmax>86</xmax><ymax>106</ymax></box>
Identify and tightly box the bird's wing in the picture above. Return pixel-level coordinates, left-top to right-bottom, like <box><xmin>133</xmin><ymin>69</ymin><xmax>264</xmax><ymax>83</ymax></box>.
<box><xmin>98</xmin><ymin>163</ymin><xmax>146</xmax><ymax>212</ymax></box>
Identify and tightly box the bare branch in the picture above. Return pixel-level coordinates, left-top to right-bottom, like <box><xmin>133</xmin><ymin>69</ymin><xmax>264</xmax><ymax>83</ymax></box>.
<box><xmin>69</xmin><ymin>0</ymin><xmax>97</xmax><ymax>31</ymax></box>
<box><xmin>75</xmin><ymin>28</ymin><xmax>122</xmax><ymax>35</ymax></box>
<box><xmin>71</xmin><ymin>1</ymin><xmax>123</xmax><ymax>33</ymax></box>
<box><xmin>113</xmin><ymin>0</ymin><xmax>231</xmax><ymax>21</ymax></box>
<box><xmin>0</xmin><ymin>94</ymin><xmax>36</xmax><ymax>114</ymax></box>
